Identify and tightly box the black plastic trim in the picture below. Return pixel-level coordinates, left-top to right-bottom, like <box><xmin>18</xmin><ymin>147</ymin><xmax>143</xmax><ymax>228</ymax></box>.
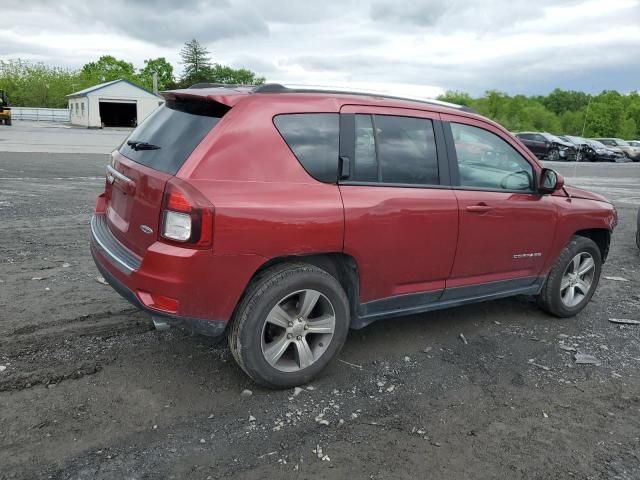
<box><xmin>433</xmin><ymin>119</ymin><xmax>452</xmax><ymax>186</ymax></box>
<box><xmin>338</xmin><ymin>181</ymin><xmax>452</xmax><ymax>190</ymax></box>
<box><xmin>338</xmin><ymin>113</ymin><xmax>355</xmax><ymax>181</ymax></box>
<box><xmin>91</xmin><ymin>246</ymin><xmax>227</xmax><ymax>337</ymax></box>
<box><xmin>352</xmin><ymin>276</ymin><xmax>545</xmax><ymax>329</ymax></box>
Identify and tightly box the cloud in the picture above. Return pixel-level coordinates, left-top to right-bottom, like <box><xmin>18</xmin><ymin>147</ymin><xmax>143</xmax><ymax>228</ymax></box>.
<box><xmin>0</xmin><ymin>0</ymin><xmax>639</xmax><ymax>95</ymax></box>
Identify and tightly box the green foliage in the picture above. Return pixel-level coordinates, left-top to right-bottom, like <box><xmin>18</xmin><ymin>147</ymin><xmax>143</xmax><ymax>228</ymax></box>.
<box><xmin>79</xmin><ymin>55</ymin><xmax>136</xmax><ymax>86</ymax></box>
<box><xmin>541</xmin><ymin>88</ymin><xmax>590</xmax><ymax>115</ymax></box>
<box><xmin>177</xmin><ymin>39</ymin><xmax>265</xmax><ymax>87</ymax></box>
<box><xmin>208</xmin><ymin>64</ymin><xmax>265</xmax><ymax>86</ymax></box>
<box><xmin>137</xmin><ymin>57</ymin><xmax>175</xmax><ymax>91</ymax></box>
<box><xmin>0</xmin><ymin>60</ymin><xmax>78</xmax><ymax>108</ymax></box>
<box><xmin>179</xmin><ymin>39</ymin><xmax>212</xmax><ymax>86</ymax></box>
<box><xmin>0</xmin><ymin>42</ymin><xmax>266</xmax><ymax>108</ymax></box>
<box><xmin>438</xmin><ymin>89</ymin><xmax>640</xmax><ymax>139</ymax></box>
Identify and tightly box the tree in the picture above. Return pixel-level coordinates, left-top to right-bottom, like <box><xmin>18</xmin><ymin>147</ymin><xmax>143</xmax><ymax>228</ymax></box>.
<box><xmin>208</xmin><ymin>64</ymin><xmax>265</xmax><ymax>85</ymax></box>
<box><xmin>79</xmin><ymin>55</ymin><xmax>136</xmax><ymax>86</ymax></box>
<box><xmin>584</xmin><ymin>91</ymin><xmax>625</xmax><ymax>137</ymax></box>
<box><xmin>178</xmin><ymin>39</ymin><xmax>265</xmax><ymax>87</ymax></box>
<box><xmin>0</xmin><ymin>60</ymin><xmax>79</xmax><ymax>108</ymax></box>
<box><xmin>542</xmin><ymin>88</ymin><xmax>590</xmax><ymax>116</ymax></box>
<box><xmin>137</xmin><ymin>57</ymin><xmax>175</xmax><ymax>91</ymax></box>
<box><xmin>180</xmin><ymin>39</ymin><xmax>212</xmax><ymax>86</ymax></box>
<box><xmin>437</xmin><ymin>90</ymin><xmax>474</xmax><ymax>107</ymax></box>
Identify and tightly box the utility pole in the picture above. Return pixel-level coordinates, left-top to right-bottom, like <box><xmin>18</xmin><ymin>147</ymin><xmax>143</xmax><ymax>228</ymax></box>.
<box><xmin>581</xmin><ymin>97</ymin><xmax>592</xmax><ymax>137</ymax></box>
<box><xmin>152</xmin><ymin>72</ymin><xmax>158</xmax><ymax>94</ymax></box>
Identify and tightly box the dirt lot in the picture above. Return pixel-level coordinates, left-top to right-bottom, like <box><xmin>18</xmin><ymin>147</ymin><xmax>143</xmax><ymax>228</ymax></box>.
<box><xmin>1</xmin><ymin>142</ymin><xmax>639</xmax><ymax>479</ymax></box>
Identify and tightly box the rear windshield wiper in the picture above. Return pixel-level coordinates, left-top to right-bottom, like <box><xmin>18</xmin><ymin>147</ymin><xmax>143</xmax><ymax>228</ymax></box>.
<box><xmin>127</xmin><ymin>140</ymin><xmax>161</xmax><ymax>151</ymax></box>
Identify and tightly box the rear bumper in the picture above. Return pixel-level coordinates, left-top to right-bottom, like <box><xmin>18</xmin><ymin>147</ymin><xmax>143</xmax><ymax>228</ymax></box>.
<box><xmin>91</xmin><ymin>246</ymin><xmax>226</xmax><ymax>337</ymax></box>
<box><xmin>90</xmin><ymin>213</ymin><xmax>229</xmax><ymax>337</ymax></box>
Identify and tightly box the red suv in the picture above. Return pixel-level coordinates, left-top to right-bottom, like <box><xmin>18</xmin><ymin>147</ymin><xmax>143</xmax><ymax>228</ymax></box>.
<box><xmin>91</xmin><ymin>84</ymin><xmax>617</xmax><ymax>388</ymax></box>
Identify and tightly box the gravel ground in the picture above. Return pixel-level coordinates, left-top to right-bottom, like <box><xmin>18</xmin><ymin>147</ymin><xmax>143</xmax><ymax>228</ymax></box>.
<box><xmin>0</xmin><ymin>148</ymin><xmax>639</xmax><ymax>479</ymax></box>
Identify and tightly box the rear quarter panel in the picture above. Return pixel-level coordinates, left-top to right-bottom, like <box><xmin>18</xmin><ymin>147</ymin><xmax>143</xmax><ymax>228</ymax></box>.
<box><xmin>180</xmin><ymin>95</ymin><xmax>345</xmax><ymax>259</ymax></box>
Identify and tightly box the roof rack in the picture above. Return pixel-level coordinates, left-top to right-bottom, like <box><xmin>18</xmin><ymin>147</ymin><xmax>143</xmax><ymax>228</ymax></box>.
<box><xmin>252</xmin><ymin>83</ymin><xmax>477</xmax><ymax>113</ymax></box>
<box><xmin>189</xmin><ymin>83</ymin><xmax>255</xmax><ymax>91</ymax></box>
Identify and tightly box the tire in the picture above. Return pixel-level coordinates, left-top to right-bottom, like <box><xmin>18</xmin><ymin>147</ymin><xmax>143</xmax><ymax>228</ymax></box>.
<box><xmin>229</xmin><ymin>263</ymin><xmax>350</xmax><ymax>388</ymax></box>
<box><xmin>6</xmin><ymin>118</ymin><xmax>11</xmax><ymax>126</ymax></box>
<box><xmin>547</xmin><ymin>148</ymin><xmax>560</xmax><ymax>162</ymax></box>
<box><xmin>538</xmin><ymin>236</ymin><xmax>602</xmax><ymax>317</ymax></box>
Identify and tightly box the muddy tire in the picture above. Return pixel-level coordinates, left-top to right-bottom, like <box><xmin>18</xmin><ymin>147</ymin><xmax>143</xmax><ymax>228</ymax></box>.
<box><xmin>538</xmin><ymin>236</ymin><xmax>602</xmax><ymax>317</ymax></box>
<box><xmin>228</xmin><ymin>263</ymin><xmax>350</xmax><ymax>388</ymax></box>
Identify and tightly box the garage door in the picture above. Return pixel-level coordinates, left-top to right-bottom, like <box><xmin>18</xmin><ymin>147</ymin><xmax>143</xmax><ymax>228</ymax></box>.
<box><xmin>99</xmin><ymin>100</ymin><xmax>137</xmax><ymax>127</ymax></box>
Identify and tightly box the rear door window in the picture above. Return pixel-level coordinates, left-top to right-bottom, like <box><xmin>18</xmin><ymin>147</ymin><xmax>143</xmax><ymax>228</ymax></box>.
<box><xmin>351</xmin><ymin>114</ymin><xmax>439</xmax><ymax>185</ymax></box>
<box><xmin>119</xmin><ymin>99</ymin><xmax>227</xmax><ymax>175</ymax></box>
<box><xmin>273</xmin><ymin>113</ymin><xmax>339</xmax><ymax>183</ymax></box>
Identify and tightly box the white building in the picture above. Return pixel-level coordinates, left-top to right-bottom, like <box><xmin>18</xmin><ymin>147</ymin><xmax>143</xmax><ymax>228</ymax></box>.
<box><xmin>66</xmin><ymin>79</ymin><xmax>164</xmax><ymax>128</ymax></box>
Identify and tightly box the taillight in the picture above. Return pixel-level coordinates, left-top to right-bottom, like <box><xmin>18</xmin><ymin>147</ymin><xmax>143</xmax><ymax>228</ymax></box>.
<box><xmin>160</xmin><ymin>178</ymin><xmax>213</xmax><ymax>248</ymax></box>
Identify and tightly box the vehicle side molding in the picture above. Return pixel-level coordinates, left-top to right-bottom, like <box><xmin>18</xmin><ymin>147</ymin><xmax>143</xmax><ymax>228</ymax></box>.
<box><xmin>351</xmin><ymin>276</ymin><xmax>545</xmax><ymax>329</ymax></box>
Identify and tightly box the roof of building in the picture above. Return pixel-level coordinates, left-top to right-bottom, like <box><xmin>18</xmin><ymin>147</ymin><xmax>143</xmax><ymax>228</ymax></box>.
<box><xmin>66</xmin><ymin>79</ymin><xmax>160</xmax><ymax>98</ymax></box>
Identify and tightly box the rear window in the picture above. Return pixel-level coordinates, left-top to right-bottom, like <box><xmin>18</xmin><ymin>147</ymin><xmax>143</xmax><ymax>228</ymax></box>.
<box><xmin>273</xmin><ymin>113</ymin><xmax>339</xmax><ymax>183</ymax></box>
<box><xmin>119</xmin><ymin>99</ymin><xmax>227</xmax><ymax>175</ymax></box>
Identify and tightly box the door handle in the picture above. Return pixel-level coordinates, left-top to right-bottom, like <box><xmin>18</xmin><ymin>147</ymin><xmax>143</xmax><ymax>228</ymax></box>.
<box><xmin>466</xmin><ymin>204</ymin><xmax>492</xmax><ymax>213</ymax></box>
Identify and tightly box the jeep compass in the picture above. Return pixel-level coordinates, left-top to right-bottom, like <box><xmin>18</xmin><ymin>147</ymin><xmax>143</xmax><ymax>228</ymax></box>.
<box><xmin>91</xmin><ymin>84</ymin><xmax>618</xmax><ymax>388</ymax></box>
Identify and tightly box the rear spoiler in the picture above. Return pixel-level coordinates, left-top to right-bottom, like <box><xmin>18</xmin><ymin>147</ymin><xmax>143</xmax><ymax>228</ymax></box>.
<box><xmin>161</xmin><ymin>88</ymin><xmax>250</xmax><ymax>108</ymax></box>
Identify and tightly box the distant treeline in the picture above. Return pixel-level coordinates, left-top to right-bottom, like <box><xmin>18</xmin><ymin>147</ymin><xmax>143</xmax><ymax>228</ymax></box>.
<box><xmin>2</xmin><ymin>43</ymin><xmax>638</xmax><ymax>140</ymax></box>
<box><xmin>0</xmin><ymin>39</ymin><xmax>264</xmax><ymax>109</ymax></box>
<box><xmin>437</xmin><ymin>89</ymin><xmax>640</xmax><ymax>139</ymax></box>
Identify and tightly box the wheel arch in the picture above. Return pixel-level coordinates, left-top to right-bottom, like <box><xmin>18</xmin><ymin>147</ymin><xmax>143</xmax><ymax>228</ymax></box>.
<box><xmin>236</xmin><ymin>253</ymin><xmax>361</xmax><ymax>322</ymax></box>
<box><xmin>573</xmin><ymin>228</ymin><xmax>611</xmax><ymax>262</ymax></box>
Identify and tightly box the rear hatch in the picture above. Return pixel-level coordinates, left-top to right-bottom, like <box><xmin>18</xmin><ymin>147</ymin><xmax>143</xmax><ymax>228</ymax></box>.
<box><xmin>105</xmin><ymin>96</ymin><xmax>229</xmax><ymax>256</ymax></box>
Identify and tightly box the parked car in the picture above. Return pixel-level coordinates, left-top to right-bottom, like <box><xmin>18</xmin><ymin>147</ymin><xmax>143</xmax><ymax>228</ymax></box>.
<box><xmin>515</xmin><ymin>132</ymin><xmax>577</xmax><ymax>161</ymax></box>
<box><xmin>91</xmin><ymin>84</ymin><xmax>617</xmax><ymax>387</ymax></box>
<box><xmin>593</xmin><ymin>138</ymin><xmax>640</xmax><ymax>161</ymax></box>
<box><xmin>558</xmin><ymin>135</ymin><xmax>597</xmax><ymax>162</ymax></box>
<box><xmin>585</xmin><ymin>139</ymin><xmax>628</xmax><ymax>162</ymax></box>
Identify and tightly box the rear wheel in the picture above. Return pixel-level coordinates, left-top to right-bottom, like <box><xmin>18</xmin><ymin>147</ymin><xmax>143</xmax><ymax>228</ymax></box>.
<box><xmin>229</xmin><ymin>263</ymin><xmax>350</xmax><ymax>388</ymax></box>
<box><xmin>538</xmin><ymin>236</ymin><xmax>602</xmax><ymax>317</ymax></box>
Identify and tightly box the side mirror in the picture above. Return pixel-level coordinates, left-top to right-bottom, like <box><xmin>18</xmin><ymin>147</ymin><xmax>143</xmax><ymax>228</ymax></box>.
<box><xmin>539</xmin><ymin>168</ymin><xmax>564</xmax><ymax>193</ymax></box>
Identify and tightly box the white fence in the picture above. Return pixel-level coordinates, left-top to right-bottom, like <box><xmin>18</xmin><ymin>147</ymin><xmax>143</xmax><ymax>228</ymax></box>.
<box><xmin>11</xmin><ymin>107</ymin><xmax>70</xmax><ymax>123</ymax></box>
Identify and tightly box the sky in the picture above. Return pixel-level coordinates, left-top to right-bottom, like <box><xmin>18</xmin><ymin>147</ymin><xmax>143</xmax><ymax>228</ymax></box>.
<box><xmin>1</xmin><ymin>0</ymin><xmax>639</xmax><ymax>97</ymax></box>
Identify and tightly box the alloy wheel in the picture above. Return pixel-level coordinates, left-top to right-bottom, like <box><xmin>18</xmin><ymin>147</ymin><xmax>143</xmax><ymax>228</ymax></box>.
<box><xmin>560</xmin><ymin>252</ymin><xmax>596</xmax><ymax>308</ymax></box>
<box><xmin>261</xmin><ymin>289</ymin><xmax>336</xmax><ymax>372</ymax></box>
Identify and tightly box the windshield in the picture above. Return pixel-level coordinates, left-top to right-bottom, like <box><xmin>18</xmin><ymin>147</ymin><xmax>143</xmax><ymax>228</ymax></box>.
<box><xmin>543</xmin><ymin>133</ymin><xmax>565</xmax><ymax>143</ymax></box>
<box><xmin>586</xmin><ymin>139</ymin><xmax>606</xmax><ymax>148</ymax></box>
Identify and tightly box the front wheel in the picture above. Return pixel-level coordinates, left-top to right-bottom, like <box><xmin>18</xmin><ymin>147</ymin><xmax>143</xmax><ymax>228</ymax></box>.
<box><xmin>547</xmin><ymin>148</ymin><xmax>560</xmax><ymax>162</ymax></box>
<box><xmin>538</xmin><ymin>236</ymin><xmax>602</xmax><ymax>317</ymax></box>
<box><xmin>229</xmin><ymin>263</ymin><xmax>350</xmax><ymax>388</ymax></box>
